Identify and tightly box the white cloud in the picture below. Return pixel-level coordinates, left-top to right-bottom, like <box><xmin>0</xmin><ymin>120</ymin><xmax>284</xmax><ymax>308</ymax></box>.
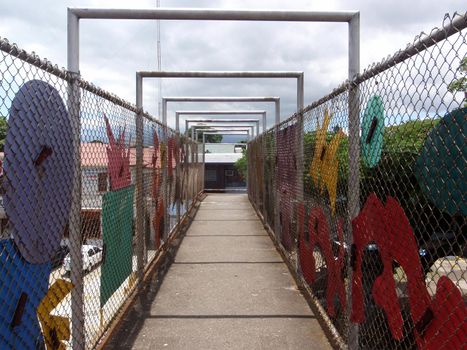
<box><xmin>0</xmin><ymin>0</ymin><xmax>464</xmax><ymax>129</ymax></box>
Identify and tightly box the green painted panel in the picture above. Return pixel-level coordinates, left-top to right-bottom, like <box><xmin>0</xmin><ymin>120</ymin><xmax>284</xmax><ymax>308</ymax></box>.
<box><xmin>361</xmin><ymin>95</ymin><xmax>385</xmax><ymax>168</ymax></box>
<box><xmin>100</xmin><ymin>185</ymin><xmax>135</xmax><ymax>307</ymax></box>
<box><xmin>415</xmin><ymin>107</ymin><xmax>466</xmax><ymax>216</ymax></box>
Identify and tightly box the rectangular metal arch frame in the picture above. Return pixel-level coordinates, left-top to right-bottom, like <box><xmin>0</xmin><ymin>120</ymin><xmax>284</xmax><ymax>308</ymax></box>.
<box><xmin>163</xmin><ymin>96</ymin><xmax>279</xmax><ymax>129</ymax></box>
<box><xmin>143</xmin><ymin>73</ymin><xmax>300</xmax><ymax>126</ymax></box>
<box><xmin>185</xmin><ymin>119</ymin><xmax>261</xmax><ymax>137</ymax></box>
<box><xmin>190</xmin><ymin>124</ymin><xmax>257</xmax><ymax>138</ymax></box>
<box><xmin>176</xmin><ymin>110</ymin><xmax>266</xmax><ymax>134</ymax></box>
<box><xmin>67</xmin><ymin>8</ymin><xmax>360</xmax><ymax>349</ymax></box>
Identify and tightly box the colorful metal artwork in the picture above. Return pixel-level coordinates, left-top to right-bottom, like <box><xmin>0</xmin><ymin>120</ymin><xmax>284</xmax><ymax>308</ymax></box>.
<box><xmin>0</xmin><ymin>240</ymin><xmax>51</xmax><ymax>349</ymax></box>
<box><xmin>100</xmin><ymin>186</ymin><xmax>135</xmax><ymax>307</ymax></box>
<box><xmin>298</xmin><ymin>204</ymin><xmax>346</xmax><ymax>317</ymax></box>
<box><xmin>415</xmin><ymin>107</ymin><xmax>466</xmax><ymax>216</ymax></box>
<box><xmin>153</xmin><ymin>198</ymin><xmax>165</xmax><ymax>250</ymax></box>
<box><xmin>309</xmin><ymin>110</ymin><xmax>344</xmax><ymax>214</ymax></box>
<box><xmin>277</xmin><ymin>124</ymin><xmax>297</xmax><ymax>250</ymax></box>
<box><xmin>361</xmin><ymin>95</ymin><xmax>385</xmax><ymax>167</ymax></box>
<box><xmin>152</xmin><ymin>130</ymin><xmax>161</xmax><ymax>200</ymax></box>
<box><xmin>4</xmin><ymin>80</ymin><xmax>74</xmax><ymax>264</ymax></box>
<box><xmin>104</xmin><ymin>114</ymin><xmax>131</xmax><ymax>191</ymax></box>
<box><xmin>37</xmin><ymin>279</ymin><xmax>74</xmax><ymax>350</ymax></box>
<box><xmin>351</xmin><ymin>193</ymin><xmax>467</xmax><ymax>347</ymax></box>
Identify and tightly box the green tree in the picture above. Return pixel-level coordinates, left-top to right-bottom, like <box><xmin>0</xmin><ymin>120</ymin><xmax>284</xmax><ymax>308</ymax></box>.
<box><xmin>0</xmin><ymin>116</ymin><xmax>8</xmax><ymax>152</ymax></box>
<box><xmin>187</xmin><ymin>126</ymin><xmax>223</xmax><ymax>143</ymax></box>
<box><xmin>448</xmin><ymin>57</ymin><xmax>467</xmax><ymax>106</ymax></box>
<box><xmin>234</xmin><ymin>149</ymin><xmax>247</xmax><ymax>180</ymax></box>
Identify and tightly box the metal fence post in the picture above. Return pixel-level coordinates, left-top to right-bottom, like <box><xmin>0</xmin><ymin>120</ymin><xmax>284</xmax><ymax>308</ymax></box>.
<box><xmin>202</xmin><ymin>133</ymin><xmax>206</xmax><ymax>190</ymax></box>
<box><xmin>193</xmin><ymin>142</ymin><xmax>197</xmax><ymax>197</ymax></box>
<box><xmin>135</xmin><ymin>73</ymin><xmax>144</xmax><ymax>293</ymax></box>
<box><xmin>162</xmin><ymin>98</ymin><xmax>167</xmax><ymax>125</ymax></box>
<box><xmin>261</xmin><ymin>131</ymin><xmax>268</xmax><ymax>221</ymax></box>
<box><xmin>296</xmin><ymin>73</ymin><xmax>305</xmax><ymax>271</ymax></box>
<box><xmin>162</xmin><ymin>98</ymin><xmax>170</xmax><ymax>237</ymax></box>
<box><xmin>347</xmin><ymin>12</ymin><xmax>360</xmax><ymax>350</ymax></box>
<box><xmin>185</xmin><ymin>140</ymin><xmax>190</xmax><ymax>213</ymax></box>
<box><xmin>67</xmin><ymin>9</ymin><xmax>85</xmax><ymax>350</ymax></box>
<box><xmin>163</xmin><ymin>125</ymin><xmax>169</xmax><ymax>240</ymax></box>
<box><xmin>275</xmin><ymin>98</ymin><xmax>281</xmax><ymax>125</ymax></box>
<box><xmin>274</xmin><ymin>124</ymin><xmax>281</xmax><ymax>241</ymax></box>
<box><xmin>176</xmin><ymin>133</ymin><xmax>181</xmax><ymax>226</ymax></box>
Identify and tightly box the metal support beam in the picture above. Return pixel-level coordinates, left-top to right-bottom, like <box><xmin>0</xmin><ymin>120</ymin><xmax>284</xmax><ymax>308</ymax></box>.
<box><xmin>185</xmin><ymin>119</ymin><xmax>260</xmax><ymax>136</ymax></box>
<box><xmin>70</xmin><ymin>8</ymin><xmax>358</xmax><ymax>22</ymax></box>
<box><xmin>135</xmin><ymin>73</ymin><xmax>144</xmax><ymax>294</ymax></box>
<box><xmin>347</xmin><ymin>11</ymin><xmax>361</xmax><ymax>350</ymax></box>
<box><xmin>194</xmin><ymin>128</ymin><xmax>250</xmax><ymax>141</ymax></box>
<box><xmin>165</xmin><ymin>96</ymin><xmax>279</xmax><ymax>130</ymax></box>
<box><xmin>193</xmin><ymin>124</ymin><xmax>257</xmax><ymax>138</ymax></box>
<box><xmin>175</xmin><ymin>110</ymin><xmax>266</xmax><ymax>133</ymax></box>
<box><xmin>67</xmin><ymin>9</ymin><xmax>84</xmax><ymax>350</ymax></box>
<box><xmin>192</xmin><ymin>125</ymin><xmax>255</xmax><ymax>138</ymax></box>
<box><xmin>149</xmin><ymin>73</ymin><xmax>300</xmax><ymax>125</ymax></box>
<box><xmin>176</xmin><ymin>110</ymin><xmax>266</xmax><ymax>134</ymax></box>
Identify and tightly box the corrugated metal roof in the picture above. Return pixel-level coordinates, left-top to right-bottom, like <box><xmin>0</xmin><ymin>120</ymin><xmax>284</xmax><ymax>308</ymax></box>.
<box><xmin>81</xmin><ymin>143</ymin><xmax>158</xmax><ymax>168</ymax></box>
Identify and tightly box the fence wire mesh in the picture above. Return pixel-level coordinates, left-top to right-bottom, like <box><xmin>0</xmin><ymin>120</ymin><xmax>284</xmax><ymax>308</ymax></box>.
<box><xmin>0</xmin><ymin>38</ymin><xmax>202</xmax><ymax>349</ymax></box>
<box><xmin>0</xmin><ymin>10</ymin><xmax>466</xmax><ymax>350</ymax></box>
<box><xmin>249</xmin><ymin>12</ymin><xmax>466</xmax><ymax>350</ymax></box>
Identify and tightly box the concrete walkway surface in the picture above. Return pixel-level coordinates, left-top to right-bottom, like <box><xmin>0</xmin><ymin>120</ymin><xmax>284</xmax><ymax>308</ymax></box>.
<box><xmin>107</xmin><ymin>194</ymin><xmax>331</xmax><ymax>350</ymax></box>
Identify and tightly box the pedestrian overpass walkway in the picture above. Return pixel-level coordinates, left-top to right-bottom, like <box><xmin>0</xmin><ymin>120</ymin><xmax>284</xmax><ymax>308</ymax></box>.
<box><xmin>107</xmin><ymin>193</ymin><xmax>331</xmax><ymax>349</ymax></box>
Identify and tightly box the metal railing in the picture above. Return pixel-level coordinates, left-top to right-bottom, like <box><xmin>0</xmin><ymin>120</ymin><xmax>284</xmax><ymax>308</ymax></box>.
<box><xmin>248</xmin><ymin>12</ymin><xmax>467</xmax><ymax>350</ymax></box>
<box><xmin>0</xmin><ymin>37</ymin><xmax>203</xmax><ymax>350</ymax></box>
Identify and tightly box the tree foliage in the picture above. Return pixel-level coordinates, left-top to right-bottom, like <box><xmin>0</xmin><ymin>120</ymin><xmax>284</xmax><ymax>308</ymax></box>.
<box><xmin>234</xmin><ymin>149</ymin><xmax>247</xmax><ymax>180</ymax></box>
<box><xmin>448</xmin><ymin>57</ymin><xmax>467</xmax><ymax>106</ymax></box>
<box><xmin>0</xmin><ymin>116</ymin><xmax>7</xmax><ymax>152</ymax></box>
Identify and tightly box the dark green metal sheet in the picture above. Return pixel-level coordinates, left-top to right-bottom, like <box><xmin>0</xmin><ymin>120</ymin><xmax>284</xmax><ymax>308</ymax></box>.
<box><xmin>100</xmin><ymin>185</ymin><xmax>135</xmax><ymax>307</ymax></box>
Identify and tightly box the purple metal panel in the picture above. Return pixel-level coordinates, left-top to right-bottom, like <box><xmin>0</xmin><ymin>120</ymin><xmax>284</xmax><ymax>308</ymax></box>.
<box><xmin>4</xmin><ymin>80</ymin><xmax>74</xmax><ymax>264</ymax></box>
<box><xmin>276</xmin><ymin>123</ymin><xmax>297</xmax><ymax>250</ymax></box>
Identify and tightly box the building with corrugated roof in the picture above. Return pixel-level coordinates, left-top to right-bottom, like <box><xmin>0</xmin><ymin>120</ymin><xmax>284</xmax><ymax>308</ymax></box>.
<box><xmin>204</xmin><ymin>143</ymin><xmax>246</xmax><ymax>191</ymax></box>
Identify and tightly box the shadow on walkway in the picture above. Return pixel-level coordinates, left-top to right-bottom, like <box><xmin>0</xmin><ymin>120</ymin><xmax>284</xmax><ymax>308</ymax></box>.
<box><xmin>105</xmin><ymin>194</ymin><xmax>331</xmax><ymax>350</ymax></box>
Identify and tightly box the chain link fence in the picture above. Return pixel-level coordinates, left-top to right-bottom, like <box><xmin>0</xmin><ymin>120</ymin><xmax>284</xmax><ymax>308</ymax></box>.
<box><xmin>248</xmin><ymin>13</ymin><xmax>466</xmax><ymax>350</ymax></box>
<box><xmin>0</xmin><ymin>37</ymin><xmax>202</xmax><ymax>349</ymax></box>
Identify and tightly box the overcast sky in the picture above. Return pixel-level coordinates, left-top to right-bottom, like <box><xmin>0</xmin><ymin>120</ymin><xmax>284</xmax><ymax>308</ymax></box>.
<box><xmin>0</xmin><ymin>0</ymin><xmax>464</xmax><ymax>132</ymax></box>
